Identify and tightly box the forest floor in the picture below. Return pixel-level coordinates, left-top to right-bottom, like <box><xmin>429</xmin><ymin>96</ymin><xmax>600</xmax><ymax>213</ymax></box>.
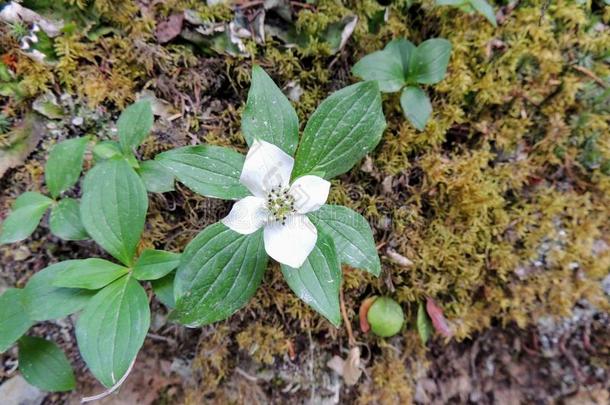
<box><xmin>1</xmin><ymin>0</ymin><xmax>609</xmax><ymax>404</ymax></box>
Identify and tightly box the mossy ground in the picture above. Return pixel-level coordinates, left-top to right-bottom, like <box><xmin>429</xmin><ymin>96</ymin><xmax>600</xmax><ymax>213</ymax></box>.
<box><xmin>1</xmin><ymin>0</ymin><xmax>609</xmax><ymax>403</ymax></box>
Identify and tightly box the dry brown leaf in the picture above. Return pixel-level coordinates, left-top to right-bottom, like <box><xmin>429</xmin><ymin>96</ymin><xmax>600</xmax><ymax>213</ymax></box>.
<box><xmin>0</xmin><ymin>114</ymin><xmax>45</xmax><ymax>179</ymax></box>
<box><xmin>386</xmin><ymin>248</ymin><xmax>414</xmax><ymax>267</ymax></box>
<box><xmin>327</xmin><ymin>347</ymin><xmax>362</xmax><ymax>386</ymax></box>
<box><xmin>155</xmin><ymin>13</ymin><xmax>184</xmax><ymax>44</ymax></box>
<box><xmin>426</xmin><ymin>297</ymin><xmax>453</xmax><ymax>338</ymax></box>
<box><xmin>359</xmin><ymin>296</ymin><xmax>377</xmax><ymax>333</ymax></box>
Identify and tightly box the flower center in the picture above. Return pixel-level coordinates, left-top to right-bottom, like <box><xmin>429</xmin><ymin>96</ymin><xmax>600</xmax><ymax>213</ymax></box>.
<box><xmin>266</xmin><ymin>187</ymin><xmax>296</xmax><ymax>225</ymax></box>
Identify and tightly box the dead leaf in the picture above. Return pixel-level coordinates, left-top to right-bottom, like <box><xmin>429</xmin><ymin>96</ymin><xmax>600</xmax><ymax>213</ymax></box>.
<box><xmin>327</xmin><ymin>347</ymin><xmax>362</xmax><ymax>386</ymax></box>
<box><xmin>426</xmin><ymin>297</ymin><xmax>453</xmax><ymax>338</ymax></box>
<box><xmin>0</xmin><ymin>2</ymin><xmax>62</xmax><ymax>37</ymax></box>
<box><xmin>0</xmin><ymin>114</ymin><xmax>45</xmax><ymax>179</ymax></box>
<box><xmin>359</xmin><ymin>296</ymin><xmax>377</xmax><ymax>333</ymax></box>
<box><xmin>156</xmin><ymin>13</ymin><xmax>184</xmax><ymax>44</ymax></box>
<box><xmin>137</xmin><ymin>90</ymin><xmax>180</xmax><ymax>121</ymax></box>
<box><xmin>32</xmin><ymin>92</ymin><xmax>64</xmax><ymax>119</ymax></box>
<box><xmin>386</xmin><ymin>248</ymin><xmax>413</xmax><ymax>267</ymax></box>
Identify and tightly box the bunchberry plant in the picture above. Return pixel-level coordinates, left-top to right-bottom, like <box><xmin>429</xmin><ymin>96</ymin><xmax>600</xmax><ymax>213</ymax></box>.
<box><xmin>0</xmin><ymin>99</ymin><xmax>173</xmax><ymax>245</ymax></box>
<box><xmin>155</xmin><ymin>66</ymin><xmax>386</xmax><ymax>326</ymax></box>
<box><xmin>436</xmin><ymin>0</ymin><xmax>497</xmax><ymax>27</ymax></box>
<box><xmin>0</xmin><ymin>135</ymin><xmax>90</xmax><ymax>243</ymax></box>
<box><xmin>352</xmin><ymin>38</ymin><xmax>452</xmax><ymax>131</ymax></box>
<box><xmin>0</xmin><ymin>102</ymin><xmax>180</xmax><ymax>392</ymax></box>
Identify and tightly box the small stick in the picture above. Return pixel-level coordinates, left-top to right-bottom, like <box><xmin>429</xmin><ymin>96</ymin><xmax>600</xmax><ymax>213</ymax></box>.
<box><xmin>572</xmin><ymin>65</ymin><xmax>608</xmax><ymax>89</ymax></box>
<box><xmin>339</xmin><ymin>285</ymin><xmax>356</xmax><ymax>347</ymax></box>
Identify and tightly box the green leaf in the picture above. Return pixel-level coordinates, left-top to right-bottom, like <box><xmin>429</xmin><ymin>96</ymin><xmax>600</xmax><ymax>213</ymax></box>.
<box><xmin>400</xmin><ymin>86</ymin><xmax>432</xmax><ymax>131</ymax></box>
<box><xmin>408</xmin><ymin>38</ymin><xmax>452</xmax><ymax>85</ymax></box>
<box><xmin>156</xmin><ymin>145</ymin><xmax>249</xmax><ymax>200</ymax></box>
<box><xmin>76</xmin><ymin>276</ymin><xmax>150</xmax><ymax>388</ymax></box>
<box><xmin>137</xmin><ymin>160</ymin><xmax>175</xmax><ymax>193</ymax></box>
<box><xmin>242</xmin><ymin>65</ymin><xmax>299</xmax><ymax>155</ymax></box>
<box><xmin>280</xmin><ymin>230</ymin><xmax>341</xmax><ymax>326</ymax></box>
<box><xmin>18</xmin><ymin>336</ymin><xmax>75</xmax><ymax>392</ymax></box>
<box><xmin>352</xmin><ymin>39</ymin><xmax>415</xmax><ymax>93</ymax></box>
<box><xmin>417</xmin><ymin>301</ymin><xmax>433</xmax><ymax>344</ymax></box>
<box><xmin>0</xmin><ymin>288</ymin><xmax>33</xmax><ymax>353</ymax></box>
<box><xmin>53</xmin><ymin>258</ymin><xmax>129</xmax><ymax>290</ymax></box>
<box><xmin>386</xmin><ymin>38</ymin><xmax>416</xmax><ymax>78</ymax></box>
<box><xmin>0</xmin><ymin>192</ymin><xmax>52</xmax><ymax>244</ymax></box>
<box><xmin>133</xmin><ymin>249</ymin><xmax>181</xmax><ymax>281</ymax></box>
<box><xmin>469</xmin><ymin>0</ymin><xmax>497</xmax><ymax>27</ymax></box>
<box><xmin>80</xmin><ymin>158</ymin><xmax>148</xmax><ymax>266</ymax></box>
<box><xmin>151</xmin><ymin>272</ymin><xmax>175</xmax><ymax>308</ymax></box>
<box><xmin>45</xmin><ymin>137</ymin><xmax>89</xmax><ymax>198</ymax></box>
<box><xmin>293</xmin><ymin>82</ymin><xmax>386</xmax><ymax>180</ymax></box>
<box><xmin>49</xmin><ymin>198</ymin><xmax>88</xmax><ymax>241</ymax></box>
<box><xmin>92</xmin><ymin>140</ymin><xmax>122</xmax><ymax>162</ymax></box>
<box><xmin>24</xmin><ymin>261</ymin><xmax>94</xmax><ymax>321</ymax></box>
<box><xmin>117</xmin><ymin>100</ymin><xmax>154</xmax><ymax>152</ymax></box>
<box><xmin>309</xmin><ymin>205</ymin><xmax>380</xmax><ymax>276</ymax></box>
<box><xmin>171</xmin><ymin>223</ymin><xmax>268</xmax><ymax>326</ymax></box>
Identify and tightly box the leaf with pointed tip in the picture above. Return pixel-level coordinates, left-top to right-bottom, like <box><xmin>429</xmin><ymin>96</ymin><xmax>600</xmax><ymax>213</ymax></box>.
<box><xmin>118</xmin><ymin>100</ymin><xmax>154</xmax><ymax>152</ymax></box>
<box><xmin>417</xmin><ymin>301</ymin><xmax>433</xmax><ymax>344</ymax></box>
<box><xmin>469</xmin><ymin>0</ymin><xmax>497</xmax><ymax>27</ymax></box>
<box><xmin>293</xmin><ymin>81</ymin><xmax>386</xmax><ymax>180</ymax></box>
<box><xmin>352</xmin><ymin>39</ymin><xmax>415</xmax><ymax>93</ymax></box>
<box><xmin>400</xmin><ymin>86</ymin><xmax>432</xmax><ymax>131</ymax></box>
<box><xmin>242</xmin><ymin>65</ymin><xmax>299</xmax><ymax>155</ymax></box>
<box><xmin>309</xmin><ymin>205</ymin><xmax>380</xmax><ymax>276</ymax></box>
<box><xmin>24</xmin><ymin>261</ymin><xmax>94</xmax><ymax>321</ymax></box>
<box><xmin>133</xmin><ymin>249</ymin><xmax>181</xmax><ymax>281</ymax></box>
<box><xmin>171</xmin><ymin>223</ymin><xmax>268</xmax><ymax>326</ymax></box>
<box><xmin>0</xmin><ymin>192</ymin><xmax>52</xmax><ymax>244</ymax></box>
<box><xmin>80</xmin><ymin>158</ymin><xmax>148</xmax><ymax>266</ymax></box>
<box><xmin>49</xmin><ymin>198</ymin><xmax>88</xmax><ymax>241</ymax></box>
<box><xmin>76</xmin><ymin>276</ymin><xmax>150</xmax><ymax>388</ymax></box>
<box><xmin>45</xmin><ymin>137</ymin><xmax>89</xmax><ymax>198</ymax></box>
<box><xmin>18</xmin><ymin>336</ymin><xmax>75</xmax><ymax>392</ymax></box>
<box><xmin>408</xmin><ymin>38</ymin><xmax>452</xmax><ymax>85</ymax></box>
<box><xmin>156</xmin><ymin>145</ymin><xmax>249</xmax><ymax>200</ymax></box>
<box><xmin>0</xmin><ymin>288</ymin><xmax>33</xmax><ymax>353</ymax></box>
<box><xmin>53</xmin><ymin>258</ymin><xmax>129</xmax><ymax>290</ymax></box>
<box><xmin>281</xmin><ymin>230</ymin><xmax>341</xmax><ymax>326</ymax></box>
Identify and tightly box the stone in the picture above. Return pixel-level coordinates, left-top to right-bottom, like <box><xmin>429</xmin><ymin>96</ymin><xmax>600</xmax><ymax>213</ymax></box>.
<box><xmin>0</xmin><ymin>375</ymin><xmax>45</xmax><ymax>405</ymax></box>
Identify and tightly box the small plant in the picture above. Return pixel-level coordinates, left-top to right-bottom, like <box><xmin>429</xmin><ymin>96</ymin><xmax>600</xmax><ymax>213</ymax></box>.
<box><xmin>352</xmin><ymin>38</ymin><xmax>452</xmax><ymax>130</ymax></box>
<box><xmin>155</xmin><ymin>66</ymin><xmax>386</xmax><ymax>327</ymax></box>
<box><xmin>0</xmin><ymin>135</ymin><xmax>90</xmax><ymax>243</ymax></box>
<box><xmin>0</xmin><ymin>101</ymin><xmax>180</xmax><ymax>392</ymax></box>
<box><xmin>0</xmin><ymin>66</ymin><xmax>387</xmax><ymax>392</ymax></box>
<box><xmin>436</xmin><ymin>0</ymin><xmax>497</xmax><ymax>27</ymax></box>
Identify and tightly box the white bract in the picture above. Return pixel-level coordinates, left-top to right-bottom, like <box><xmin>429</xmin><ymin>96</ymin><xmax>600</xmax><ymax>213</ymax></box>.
<box><xmin>222</xmin><ymin>140</ymin><xmax>330</xmax><ymax>268</ymax></box>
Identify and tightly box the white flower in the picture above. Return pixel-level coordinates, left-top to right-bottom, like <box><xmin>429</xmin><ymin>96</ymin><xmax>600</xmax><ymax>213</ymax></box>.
<box><xmin>222</xmin><ymin>140</ymin><xmax>330</xmax><ymax>268</ymax></box>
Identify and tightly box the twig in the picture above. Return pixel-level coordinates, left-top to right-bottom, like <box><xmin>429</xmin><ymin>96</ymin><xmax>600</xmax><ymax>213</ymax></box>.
<box><xmin>571</xmin><ymin>65</ymin><xmax>608</xmax><ymax>89</ymax></box>
<box><xmin>339</xmin><ymin>285</ymin><xmax>356</xmax><ymax>347</ymax></box>
<box><xmin>235</xmin><ymin>367</ymin><xmax>259</xmax><ymax>382</ymax></box>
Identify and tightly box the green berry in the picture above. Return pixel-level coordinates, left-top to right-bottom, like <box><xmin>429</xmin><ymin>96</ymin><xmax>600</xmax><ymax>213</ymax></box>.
<box><xmin>367</xmin><ymin>297</ymin><xmax>404</xmax><ymax>337</ymax></box>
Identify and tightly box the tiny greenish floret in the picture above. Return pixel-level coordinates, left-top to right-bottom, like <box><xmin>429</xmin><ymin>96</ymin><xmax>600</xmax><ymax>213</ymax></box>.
<box><xmin>267</xmin><ymin>187</ymin><xmax>296</xmax><ymax>224</ymax></box>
